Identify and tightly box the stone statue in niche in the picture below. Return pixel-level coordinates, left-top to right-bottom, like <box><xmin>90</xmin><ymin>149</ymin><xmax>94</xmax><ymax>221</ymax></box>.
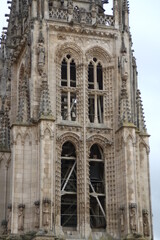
<box><xmin>119</xmin><ymin>206</ymin><xmax>125</xmax><ymax>232</ymax></box>
<box><xmin>129</xmin><ymin>203</ymin><xmax>137</xmax><ymax>234</ymax></box>
<box><xmin>121</xmin><ymin>52</ymin><xmax>128</xmax><ymax>80</ymax></box>
<box><xmin>37</xmin><ymin>42</ymin><xmax>45</xmax><ymax>75</ymax></box>
<box><xmin>34</xmin><ymin>201</ymin><xmax>40</xmax><ymax>229</ymax></box>
<box><xmin>37</xmin><ymin>31</ymin><xmax>45</xmax><ymax>76</ymax></box>
<box><xmin>43</xmin><ymin>199</ymin><xmax>51</xmax><ymax>228</ymax></box>
<box><xmin>143</xmin><ymin>209</ymin><xmax>150</xmax><ymax>237</ymax></box>
<box><xmin>7</xmin><ymin>204</ymin><xmax>12</xmax><ymax>233</ymax></box>
<box><xmin>18</xmin><ymin>204</ymin><xmax>25</xmax><ymax>231</ymax></box>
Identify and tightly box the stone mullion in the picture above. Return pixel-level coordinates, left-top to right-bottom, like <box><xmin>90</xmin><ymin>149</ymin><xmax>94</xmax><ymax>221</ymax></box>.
<box><xmin>55</xmin><ymin>144</ymin><xmax>61</xmax><ymax>229</ymax></box>
<box><xmin>84</xmin><ymin>63</ymin><xmax>90</xmax><ymax>236</ymax></box>
<box><xmin>77</xmin><ymin>63</ymin><xmax>85</xmax><ymax>236</ymax></box>
<box><xmin>105</xmin><ymin>144</ymin><xmax>117</xmax><ymax>234</ymax></box>
<box><xmin>56</xmin><ymin>63</ymin><xmax>61</xmax><ymax>120</ymax></box>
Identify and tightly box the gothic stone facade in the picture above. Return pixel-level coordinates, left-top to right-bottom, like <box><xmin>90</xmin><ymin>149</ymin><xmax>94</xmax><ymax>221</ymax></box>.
<box><xmin>0</xmin><ymin>0</ymin><xmax>152</xmax><ymax>239</ymax></box>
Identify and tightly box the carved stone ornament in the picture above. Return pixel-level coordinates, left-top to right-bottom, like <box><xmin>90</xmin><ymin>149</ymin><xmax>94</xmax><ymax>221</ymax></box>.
<box><xmin>18</xmin><ymin>204</ymin><xmax>25</xmax><ymax>231</ymax></box>
<box><xmin>129</xmin><ymin>203</ymin><xmax>137</xmax><ymax>234</ymax></box>
<box><xmin>143</xmin><ymin>209</ymin><xmax>150</xmax><ymax>237</ymax></box>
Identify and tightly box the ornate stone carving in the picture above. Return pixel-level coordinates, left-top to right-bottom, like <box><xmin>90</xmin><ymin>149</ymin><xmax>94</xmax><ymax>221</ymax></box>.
<box><xmin>18</xmin><ymin>204</ymin><xmax>25</xmax><ymax>232</ymax></box>
<box><xmin>143</xmin><ymin>209</ymin><xmax>150</xmax><ymax>237</ymax></box>
<box><xmin>34</xmin><ymin>201</ymin><xmax>40</xmax><ymax>229</ymax></box>
<box><xmin>129</xmin><ymin>203</ymin><xmax>137</xmax><ymax>234</ymax></box>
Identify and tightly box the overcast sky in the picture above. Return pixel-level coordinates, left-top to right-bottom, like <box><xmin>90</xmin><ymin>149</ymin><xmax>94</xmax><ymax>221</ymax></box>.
<box><xmin>0</xmin><ymin>0</ymin><xmax>160</xmax><ymax>239</ymax></box>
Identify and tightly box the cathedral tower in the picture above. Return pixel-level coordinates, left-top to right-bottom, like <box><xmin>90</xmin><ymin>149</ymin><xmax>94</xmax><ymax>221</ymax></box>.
<box><xmin>0</xmin><ymin>0</ymin><xmax>152</xmax><ymax>239</ymax></box>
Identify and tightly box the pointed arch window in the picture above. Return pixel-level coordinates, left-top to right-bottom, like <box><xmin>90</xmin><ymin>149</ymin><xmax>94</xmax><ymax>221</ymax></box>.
<box><xmin>61</xmin><ymin>141</ymin><xmax>77</xmax><ymax>227</ymax></box>
<box><xmin>61</xmin><ymin>55</ymin><xmax>77</xmax><ymax>121</ymax></box>
<box><xmin>89</xmin><ymin>144</ymin><xmax>106</xmax><ymax>229</ymax></box>
<box><xmin>88</xmin><ymin>59</ymin><xmax>104</xmax><ymax>124</ymax></box>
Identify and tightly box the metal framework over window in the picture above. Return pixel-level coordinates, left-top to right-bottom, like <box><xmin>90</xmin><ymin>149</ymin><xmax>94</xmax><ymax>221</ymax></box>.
<box><xmin>88</xmin><ymin>58</ymin><xmax>104</xmax><ymax>124</ymax></box>
<box><xmin>61</xmin><ymin>141</ymin><xmax>77</xmax><ymax>227</ymax></box>
<box><xmin>89</xmin><ymin>144</ymin><xmax>106</xmax><ymax>229</ymax></box>
<box><xmin>61</xmin><ymin>55</ymin><xmax>77</xmax><ymax>121</ymax></box>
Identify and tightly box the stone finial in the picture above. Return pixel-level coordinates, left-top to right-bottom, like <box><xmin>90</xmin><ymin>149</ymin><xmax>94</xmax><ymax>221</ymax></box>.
<box><xmin>136</xmin><ymin>89</ymin><xmax>147</xmax><ymax>133</ymax></box>
<box><xmin>39</xmin><ymin>74</ymin><xmax>53</xmax><ymax>119</ymax></box>
<box><xmin>118</xmin><ymin>79</ymin><xmax>132</xmax><ymax>126</ymax></box>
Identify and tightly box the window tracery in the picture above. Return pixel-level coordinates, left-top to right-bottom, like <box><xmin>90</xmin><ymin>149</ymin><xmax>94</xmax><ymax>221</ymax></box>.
<box><xmin>88</xmin><ymin>59</ymin><xmax>104</xmax><ymax>124</ymax></box>
<box><xmin>61</xmin><ymin>55</ymin><xmax>77</xmax><ymax>121</ymax></box>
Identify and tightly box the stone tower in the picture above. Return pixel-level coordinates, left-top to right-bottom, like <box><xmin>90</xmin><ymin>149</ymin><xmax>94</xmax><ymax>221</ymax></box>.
<box><xmin>0</xmin><ymin>0</ymin><xmax>152</xmax><ymax>239</ymax></box>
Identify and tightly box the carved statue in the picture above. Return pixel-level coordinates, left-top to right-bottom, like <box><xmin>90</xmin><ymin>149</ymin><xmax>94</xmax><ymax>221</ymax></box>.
<box><xmin>37</xmin><ymin>42</ymin><xmax>45</xmax><ymax>75</ymax></box>
<box><xmin>7</xmin><ymin>204</ymin><xmax>12</xmax><ymax>233</ymax></box>
<box><xmin>143</xmin><ymin>210</ymin><xmax>150</xmax><ymax>237</ymax></box>
<box><xmin>18</xmin><ymin>204</ymin><xmax>25</xmax><ymax>231</ymax></box>
<box><xmin>121</xmin><ymin>53</ymin><xmax>128</xmax><ymax>80</ymax></box>
<box><xmin>129</xmin><ymin>204</ymin><xmax>137</xmax><ymax>233</ymax></box>
<box><xmin>120</xmin><ymin>206</ymin><xmax>125</xmax><ymax>232</ymax></box>
<box><xmin>43</xmin><ymin>199</ymin><xmax>50</xmax><ymax>228</ymax></box>
<box><xmin>34</xmin><ymin>201</ymin><xmax>40</xmax><ymax>228</ymax></box>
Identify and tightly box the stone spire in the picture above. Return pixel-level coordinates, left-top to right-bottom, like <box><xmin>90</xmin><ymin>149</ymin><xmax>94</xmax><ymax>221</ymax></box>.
<box><xmin>119</xmin><ymin>79</ymin><xmax>132</xmax><ymax>126</ymax></box>
<box><xmin>39</xmin><ymin>74</ymin><xmax>53</xmax><ymax>119</ymax></box>
<box><xmin>136</xmin><ymin>89</ymin><xmax>147</xmax><ymax>133</ymax></box>
<box><xmin>17</xmin><ymin>76</ymin><xmax>30</xmax><ymax>123</ymax></box>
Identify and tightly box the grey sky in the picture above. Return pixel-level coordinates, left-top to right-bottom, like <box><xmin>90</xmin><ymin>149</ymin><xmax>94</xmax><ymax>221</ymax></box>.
<box><xmin>0</xmin><ymin>1</ymin><xmax>160</xmax><ymax>239</ymax></box>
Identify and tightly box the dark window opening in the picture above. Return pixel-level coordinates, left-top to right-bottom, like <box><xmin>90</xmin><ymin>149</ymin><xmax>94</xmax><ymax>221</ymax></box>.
<box><xmin>90</xmin><ymin>196</ymin><xmax>106</xmax><ymax>229</ymax></box>
<box><xmin>70</xmin><ymin>60</ymin><xmax>76</xmax><ymax>87</ymax></box>
<box><xmin>61</xmin><ymin>59</ymin><xmax>67</xmax><ymax>86</ymax></box>
<box><xmin>90</xmin><ymin>144</ymin><xmax>103</xmax><ymax>160</ymax></box>
<box><xmin>61</xmin><ymin>142</ymin><xmax>77</xmax><ymax>228</ymax></box>
<box><xmin>70</xmin><ymin>93</ymin><xmax>76</xmax><ymax>121</ymax></box>
<box><xmin>89</xmin><ymin>96</ymin><xmax>95</xmax><ymax>123</ymax></box>
<box><xmin>89</xmin><ymin>144</ymin><xmax>106</xmax><ymax>229</ymax></box>
<box><xmin>61</xmin><ymin>92</ymin><xmax>68</xmax><ymax>120</ymax></box>
<box><xmin>97</xmin><ymin>96</ymin><xmax>103</xmax><ymax>123</ymax></box>
<box><xmin>88</xmin><ymin>62</ymin><xmax>94</xmax><ymax>89</ymax></box>
<box><xmin>97</xmin><ymin>63</ymin><xmax>103</xmax><ymax>90</ymax></box>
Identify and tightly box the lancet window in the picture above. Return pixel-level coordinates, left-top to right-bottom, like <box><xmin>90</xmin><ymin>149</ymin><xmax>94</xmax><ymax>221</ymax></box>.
<box><xmin>61</xmin><ymin>55</ymin><xmax>77</xmax><ymax>121</ymax></box>
<box><xmin>88</xmin><ymin>59</ymin><xmax>104</xmax><ymax>123</ymax></box>
<box><xmin>89</xmin><ymin>144</ymin><xmax>106</xmax><ymax>229</ymax></box>
<box><xmin>61</xmin><ymin>141</ymin><xmax>77</xmax><ymax>227</ymax></box>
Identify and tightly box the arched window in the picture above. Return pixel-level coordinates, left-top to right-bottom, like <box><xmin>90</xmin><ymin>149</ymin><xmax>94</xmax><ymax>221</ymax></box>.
<box><xmin>61</xmin><ymin>141</ymin><xmax>77</xmax><ymax>227</ymax></box>
<box><xmin>89</xmin><ymin>144</ymin><xmax>106</xmax><ymax>229</ymax></box>
<box><xmin>61</xmin><ymin>55</ymin><xmax>77</xmax><ymax>121</ymax></box>
<box><xmin>88</xmin><ymin>59</ymin><xmax>104</xmax><ymax>124</ymax></box>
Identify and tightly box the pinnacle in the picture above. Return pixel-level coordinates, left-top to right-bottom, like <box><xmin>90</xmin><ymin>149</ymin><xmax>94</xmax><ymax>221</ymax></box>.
<box><xmin>39</xmin><ymin>77</ymin><xmax>53</xmax><ymax>119</ymax></box>
<box><xmin>136</xmin><ymin>89</ymin><xmax>147</xmax><ymax>133</ymax></box>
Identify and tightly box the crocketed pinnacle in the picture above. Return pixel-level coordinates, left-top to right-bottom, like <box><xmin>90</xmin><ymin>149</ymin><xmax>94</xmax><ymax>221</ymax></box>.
<box><xmin>17</xmin><ymin>77</ymin><xmax>30</xmax><ymax>123</ymax></box>
<box><xmin>39</xmin><ymin>77</ymin><xmax>53</xmax><ymax>119</ymax></box>
<box><xmin>0</xmin><ymin>107</ymin><xmax>10</xmax><ymax>150</ymax></box>
<box><xmin>119</xmin><ymin>79</ymin><xmax>132</xmax><ymax>126</ymax></box>
<box><xmin>123</xmin><ymin>0</ymin><xmax>129</xmax><ymax>13</ymax></box>
<box><xmin>136</xmin><ymin>89</ymin><xmax>147</xmax><ymax>133</ymax></box>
